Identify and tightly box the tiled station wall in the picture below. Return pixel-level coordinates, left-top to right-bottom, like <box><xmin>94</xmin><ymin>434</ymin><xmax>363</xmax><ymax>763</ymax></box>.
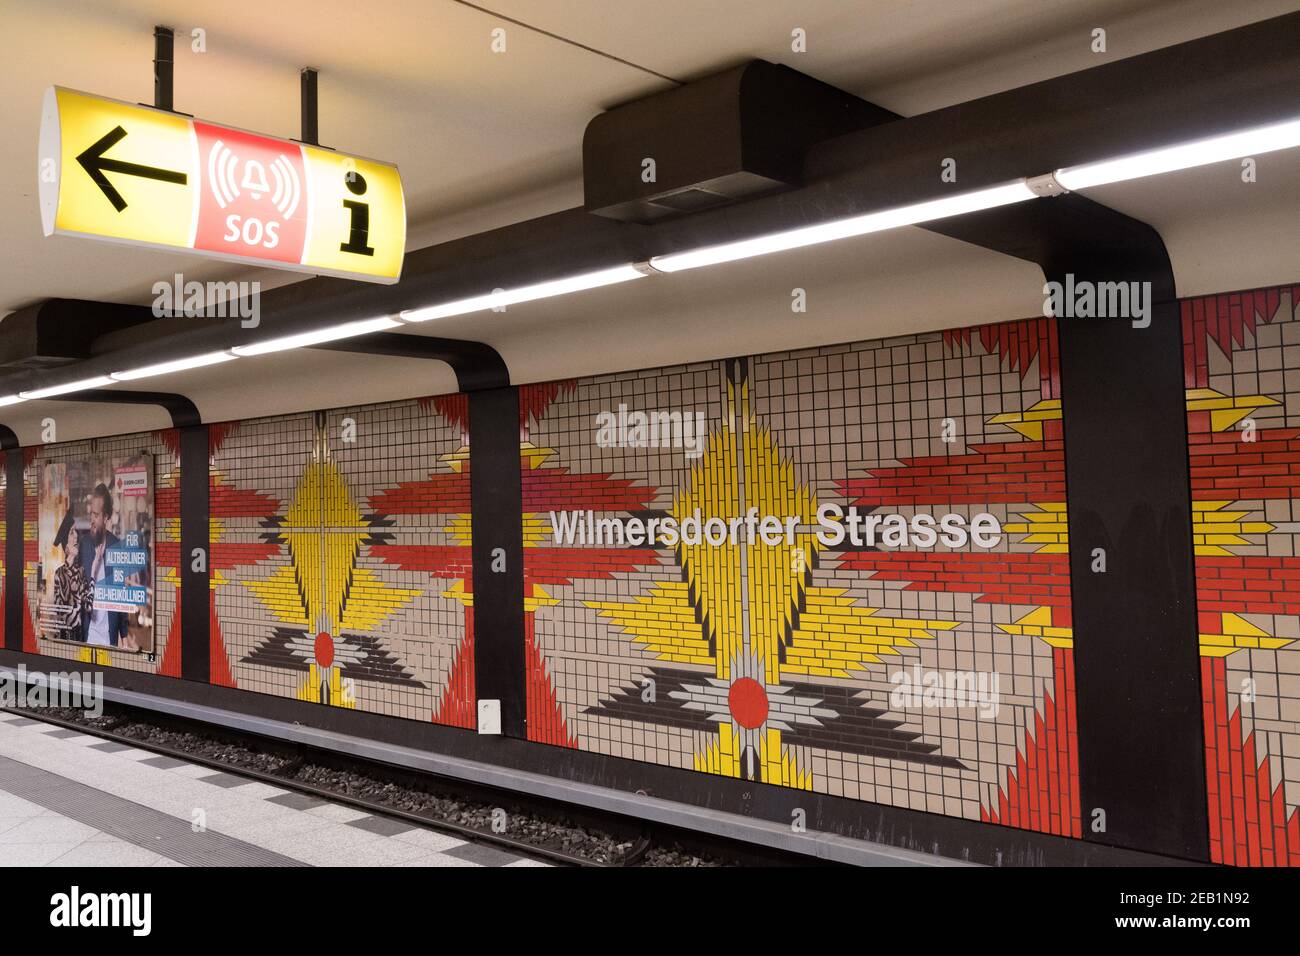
<box><xmin>0</xmin><ymin>466</ymin><xmax>6</xmax><ymax>649</ymax></box>
<box><xmin>1183</xmin><ymin>285</ymin><xmax>1300</xmax><ymax>866</ymax></box>
<box><xmin>207</xmin><ymin>400</ymin><xmax>475</xmax><ymax>723</ymax></box>
<box><xmin>19</xmin><ymin>398</ymin><xmax>476</xmax><ymax>726</ymax></box>
<box><xmin>8</xmin><ymin>281</ymin><xmax>1300</xmax><ymax>864</ymax></box>
<box><xmin>521</xmin><ymin>319</ymin><xmax>1077</xmax><ymax>833</ymax></box>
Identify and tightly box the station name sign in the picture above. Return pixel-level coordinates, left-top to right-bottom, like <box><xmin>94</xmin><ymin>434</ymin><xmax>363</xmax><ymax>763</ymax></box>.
<box><xmin>39</xmin><ymin>87</ymin><xmax>405</xmax><ymax>283</ymax></box>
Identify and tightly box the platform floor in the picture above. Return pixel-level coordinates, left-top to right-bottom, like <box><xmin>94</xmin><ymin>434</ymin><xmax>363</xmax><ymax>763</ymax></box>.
<box><xmin>0</xmin><ymin>710</ymin><xmax>548</xmax><ymax>867</ymax></box>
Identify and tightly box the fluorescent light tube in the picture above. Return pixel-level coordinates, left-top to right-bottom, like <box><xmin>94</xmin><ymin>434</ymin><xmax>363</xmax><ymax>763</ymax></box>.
<box><xmin>230</xmin><ymin>317</ymin><xmax>402</xmax><ymax>356</ymax></box>
<box><xmin>20</xmin><ymin>376</ymin><xmax>115</xmax><ymax>399</ymax></box>
<box><xmin>647</xmin><ymin>181</ymin><xmax>1038</xmax><ymax>273</ymax></box>
<box><xmin>0</xmin><ymin>394</ymin><xmax>26</xmax><ymax>407</ymax></box>
<box><xmin>1055</xmin><ymin>116</ymin><xmax>1300</xmax><ymax>191</ymax></box>
<box><xmin>400</xmin><ymin>265</ymin><xmax>647</xmax><ymax>323</ymax></box>
<box><xmin>111</xmin><ymin>351</ymin><xmax>237</xmax><ymax>381</ymax></box>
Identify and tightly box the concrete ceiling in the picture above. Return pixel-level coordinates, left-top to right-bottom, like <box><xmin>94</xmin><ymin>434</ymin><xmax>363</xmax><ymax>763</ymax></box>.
<box><xmin>2</xmin><ymin>0</ymin><xmax>1298</xmax><ymax>443</ymax></box>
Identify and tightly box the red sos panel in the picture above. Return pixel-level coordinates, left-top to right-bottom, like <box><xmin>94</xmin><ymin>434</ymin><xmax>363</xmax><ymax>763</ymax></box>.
<box><xmin>193</xmin><ymin>123</ymin><xmax>310</xmax><ymax>265</ymax></box>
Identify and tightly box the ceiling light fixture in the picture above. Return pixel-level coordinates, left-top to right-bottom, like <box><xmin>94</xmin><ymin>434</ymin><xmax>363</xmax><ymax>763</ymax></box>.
<box><xmin>1054</xmin><ymin>116</ymin><xmax>1300</xmax><ymax>191</ymax></box>
<box><xmin>0</xmin><ymin>395</ymin><xmax>26</xmax><ymax>408</ymax></box>
<box><xmin>111</xmin><ymin>351</ymin><xmax>238</xmax><ymax>381</ymax></box>
<box><xmin>19</xmin><ymin>376</ymin><xmax>116</xmax><ymax>400</ymax></box>
<box><xmin>646</xmin><ymin>181</ymin><xmax>1038</xmax><ymax>273</ymax></box>
<box><xmin>399</xmin><ymin>264</ymin><xmax>648</xmax><ymax>323</ymax></box>
<box><xmin>230</xmin><ymin>316</ymin><xmax>403</xmax><ymax>357</ymax></box>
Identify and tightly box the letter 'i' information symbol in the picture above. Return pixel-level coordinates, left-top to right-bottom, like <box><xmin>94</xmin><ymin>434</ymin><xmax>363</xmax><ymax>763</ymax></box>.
<box><xmin>340</xmin><ymin>172</ymin><xmax>375</xmax><ymax>257</ymax></box>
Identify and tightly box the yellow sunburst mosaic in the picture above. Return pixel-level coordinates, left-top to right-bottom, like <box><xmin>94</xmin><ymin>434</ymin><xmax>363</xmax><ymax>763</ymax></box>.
<box><xmin>587</xmin><ymin>581</ymin><xmax>714</xmax><ymax>666</ymax></box>
<box><xmin>783</xmin><ymin>590</ymin><xmax>958</xmax><ymax>677</ymax></box>
<box><xmin>1004</xmin><ymin>502</ymin><xmax>1069</xmax><ymax>553</ymax></box>
<box><xmin>998</xmin><ymin>606</ymin><xmax>1073</xmax><ymax>649</ymax></box>
<box><xmin>240</xmin><ymin>457</ymin><xmax>421</xmax><ymax>704</ymax></box>
<box><xmin>446</xmin><ymin>512</ymin><xmax>551</xmax><ymax>549</ymax></box>
<box><xmin>1192</xmin><ymin>501</ymin><xmax>1275</xmax><ymax>556</ymax></box>
<box><xmin>296</xmin><ymin>662</ymin><xmax>356</xmax><ymax>708</ymax></box>
<box><xmin>244</xmin><ymin>460</ymin><xmax>419</xmax><ymax>633</ymax></box>
<box><xmin>696</xmin><ymin>724</ymin><xmax>812</xmax><ymax>789</ymax></box>
<box><xmin>1186</xmin><ymin>388</ymin><xmax>1280</xmax><ymax>432</ymax></box>
<box><xmin>585</xmin><ymin>369</ymin><xmax>961</xmax><ymax>783</ymax></box>
<box><xmin>444</xmin><ymin>579</ymin><xmax>560</xmax><ymax>614</ymax></box>
<box><xmin>75</xmin><ymin>647</ymin><xmax>113</xmax><ymax>666</ymax></box>
<box><xmin>1199</xmin><ymin>611</ymin><xmax>1295</xmax><ymax>657</ymax></box>
<box><xmin>988</xmin><ymin>398</ymin><xmax>1061</xmax><ymax>441</ymax></box>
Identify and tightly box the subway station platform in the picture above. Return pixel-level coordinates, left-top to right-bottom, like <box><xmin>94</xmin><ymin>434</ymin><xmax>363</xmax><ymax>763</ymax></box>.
<box><xmin>0</xmin><ymin>711</ymin><xmax>548</xmax><ymax>868</ymax></box>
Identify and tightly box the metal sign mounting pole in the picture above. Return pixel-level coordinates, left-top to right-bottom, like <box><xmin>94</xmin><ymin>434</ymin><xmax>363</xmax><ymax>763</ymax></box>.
<box><xmin>154</xmin><ymin>26</ymin><xmax>174</xmax><ymax>112</ymax></box>
<box><xmin>301</xmin><ymin>68</ymin><xmax>319</xmax><ymax>146</ymax></box>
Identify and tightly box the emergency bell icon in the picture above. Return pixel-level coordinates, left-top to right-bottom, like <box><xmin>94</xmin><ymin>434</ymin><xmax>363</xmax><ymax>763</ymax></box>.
<box><xmin>208</xmin><ymin>142</ymin><xmax>303</xmax><ymax>218</ymax></box>
<box><xmin>241</xmin><ymin>159</ymin><xmax>270</xmax><ymax>199</ymax></box>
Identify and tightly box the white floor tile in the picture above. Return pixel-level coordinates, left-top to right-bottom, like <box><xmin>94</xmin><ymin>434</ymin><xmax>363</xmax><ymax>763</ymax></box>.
<box><xmin>48</xmin><ymin>839</ymin><xmax>168</xmax><ymax>867</ymax></box>
<box><xmin>303</xmin><ymin>803</ymin><xmax>372</xmax><ymax>823</ymax></box>
<box><xmin>0</xmin><ymin>815</ymin><xmax>100</xmax><ymax>845</ymax></box>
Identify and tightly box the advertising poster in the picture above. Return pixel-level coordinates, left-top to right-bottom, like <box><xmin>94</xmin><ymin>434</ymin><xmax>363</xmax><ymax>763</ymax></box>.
<box><xmin>35</xmin><ymin>453</ymin><xmax>155</xmax><ymax>655</ymax></box>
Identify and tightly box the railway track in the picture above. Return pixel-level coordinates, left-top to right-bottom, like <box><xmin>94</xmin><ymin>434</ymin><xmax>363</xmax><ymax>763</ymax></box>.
<box><xmin>7</xmin><ymin>702</ymin><xmax>816</xmax><ymax>868</ymax></box>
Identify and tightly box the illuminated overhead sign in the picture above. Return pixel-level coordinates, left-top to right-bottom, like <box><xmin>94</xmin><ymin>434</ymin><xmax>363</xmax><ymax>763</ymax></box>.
<box><xmin>38</xmin><ymin>88</ymin><xmax>405</xmax><ymax>283</ymax></box>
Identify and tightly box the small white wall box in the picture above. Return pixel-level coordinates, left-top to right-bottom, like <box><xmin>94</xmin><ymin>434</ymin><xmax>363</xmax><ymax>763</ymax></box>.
<box><xmin>477</xmin><ymin>699</ymin><xmax>501</xmax><ymax>735</ymax></box>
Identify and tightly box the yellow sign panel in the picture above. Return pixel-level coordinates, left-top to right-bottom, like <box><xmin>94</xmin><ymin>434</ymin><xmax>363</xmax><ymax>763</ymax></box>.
<box><xmin>301</xmin><ymin>147</ymin><xmax>406</xmax><ymax>282</ymax></box>
<box><xmin>39</xmin><ymin>87</ymin><xmax>405</xmax><ymax>283</ymax></box>
<box><xmin>47</xmin><ymin>89</ymin><xmax>196</xmax><ymax>248</ymax></box>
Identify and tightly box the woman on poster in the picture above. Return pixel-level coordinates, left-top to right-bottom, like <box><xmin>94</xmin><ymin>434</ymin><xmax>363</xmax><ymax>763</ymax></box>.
<box><xmin>52</xmin><ymin>509</ymin><xmax>92</xmax><ymax>643</ymax></box>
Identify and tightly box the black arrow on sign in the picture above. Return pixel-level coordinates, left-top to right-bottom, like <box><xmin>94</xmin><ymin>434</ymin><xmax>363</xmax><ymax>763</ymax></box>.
<box><xmin>76</xmin><ymin>125</ymin><xmax>188</xmax><ymax>213</ymax></box>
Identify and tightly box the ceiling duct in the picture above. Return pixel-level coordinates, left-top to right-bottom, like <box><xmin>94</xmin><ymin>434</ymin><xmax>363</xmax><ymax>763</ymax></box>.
<box><xmin>0</xmin><ymin>299</ymin><xmax>159</xmax><ymax>371</ymax></box>
<box><xmin>583</xmin><ymin>60</ymin><xmax>896</xmax><ymax>223</ymax></box>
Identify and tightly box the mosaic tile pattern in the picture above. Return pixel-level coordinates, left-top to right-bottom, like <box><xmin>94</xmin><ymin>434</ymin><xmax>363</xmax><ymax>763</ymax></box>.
<box><xmin>1</xmin><ymin>460</ymin><xmax>6</xmax><ymax>645</ymax></box>
<box><xmin>1183</xmin><ymin>282</ymin><xmax>1300</xmax><ymax>866</ymax></box>
<box><xmin>210</xmin><ymin>413</ymin><xmax>315</xmax><ymax>697</ymax></box>
<box><xmin>14</xmin><ymin>291</ymin><xmax>1296</xmax><ymax>862</ymax></box>
<box><xmin>210</xmin><ymin>400</ymin><xmax>473</xmax><ymax>724</ymax></box>
<box><xmin>523</xmin><ymin>319</ymin><xmax>1079</xmax><ymax>830</ymax></box>
<box><xmin>21</xmin><ymin>432</ymin><xmax>177</xmax><ymax>674</ymax></box>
